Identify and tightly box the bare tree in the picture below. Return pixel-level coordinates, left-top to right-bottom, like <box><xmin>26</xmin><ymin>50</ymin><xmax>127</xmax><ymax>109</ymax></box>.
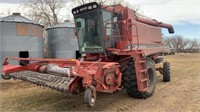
<box><xmin>24</xmin><ymin>0</ymin><xmax>65</xmax><ymax>26</ymax></box>
<box><xmin>163</xmin><ymin>35</ymin><xmax>200</xmax><ymax>53</ymax></box>
<box><xmin>187</xmin><ymin>38</ymin><xmax>199</xmax><ymax>52</ymax></box>
<box><xmin>0</xmin><ymin>9</ymin><xmax>12</xmax><ymax>18</ymax></box>
<box><xmin>72</xmin><ymin>0</ymin><xmax>125</xmax><ymax>6</ymax></box>
<box><xmin>163</xmin><ymin>36</ymin><xmax>172</xmax><ymax>48</ymax></box>
<box><xmin>177</xmin><ymin>35</ymin><xmax>190</xmax><ymax>52</ymax></box>
<box><xmin>0</xmin><ymin>12</ymin><xmax>4</xmax><ymax>18</ymax></box>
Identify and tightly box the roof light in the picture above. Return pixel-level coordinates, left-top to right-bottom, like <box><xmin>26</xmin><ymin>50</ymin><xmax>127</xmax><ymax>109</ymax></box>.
<box><xmin>88</xmin><ymin>6</ymin><xmax>92</xmax><ymax>10</ymax></box>
<box><xmin>93</xmin><ymin>4</ymin><xmax>97</xmax><ymax>8</ymax></box>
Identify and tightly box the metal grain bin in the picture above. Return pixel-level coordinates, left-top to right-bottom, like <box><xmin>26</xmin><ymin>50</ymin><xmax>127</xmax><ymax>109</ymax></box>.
<box><xmin>47</xmin><ymin>20</ymin><xmax>78</xmax><ymax>59</ymax></box>
<box><xmin>0</xmin><ymin>13</ymin><xmax>44</xmax><ymax>76</ymax></box>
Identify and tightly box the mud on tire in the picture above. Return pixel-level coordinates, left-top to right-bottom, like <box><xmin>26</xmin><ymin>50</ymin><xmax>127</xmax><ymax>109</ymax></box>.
<box><xmin>123</xmin><ymin>59</ymin><xmax>156</xmax><ymax>98</ymax></box>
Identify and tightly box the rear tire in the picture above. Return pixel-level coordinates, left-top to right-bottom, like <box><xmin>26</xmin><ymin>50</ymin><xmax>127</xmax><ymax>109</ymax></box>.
<box><xmin>123</xmin><ymin>59</ymin><xmax>156</xmax><ymax>98</ymax></box>
<box><xmin>163</xmin><ymin>62</ymin><xmax>170</xmax><ymax>82</ymax></box>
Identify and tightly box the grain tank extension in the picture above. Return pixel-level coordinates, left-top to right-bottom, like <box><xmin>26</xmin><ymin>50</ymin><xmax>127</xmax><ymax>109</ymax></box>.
<box><xmin>1</xmin><ymin>2</ymin><xmax>173</xmax><ymax>106</ymax></box>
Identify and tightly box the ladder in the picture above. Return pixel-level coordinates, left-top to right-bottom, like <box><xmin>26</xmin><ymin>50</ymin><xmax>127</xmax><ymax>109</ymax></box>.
<box><xmin>134</xmin><ymin>49</ymin><xmax>148</xmax><ymax>92</ymax></box>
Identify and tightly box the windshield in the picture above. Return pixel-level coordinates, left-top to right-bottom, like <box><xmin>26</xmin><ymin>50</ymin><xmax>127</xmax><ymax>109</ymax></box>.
<box><xmin>75</xmin><ymin>10</ymin><xmax>104</xmax><ymax>53</ymax></box>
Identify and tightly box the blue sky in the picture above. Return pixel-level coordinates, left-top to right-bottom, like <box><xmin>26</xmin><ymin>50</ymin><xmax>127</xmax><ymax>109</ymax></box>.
<box><xmin>162</xmin><ymin>23</ymin><xmax>200</xmax><ymax>39</ymax></box>
<box><xmin>0</xmin><ymin>0</ymin><xmax>199</xmax><ymax>40</ymax></box>
<box><xmin>127</xmin><ymin>0</ymin><xmax>200</xmax><ymax>40</ymax></box>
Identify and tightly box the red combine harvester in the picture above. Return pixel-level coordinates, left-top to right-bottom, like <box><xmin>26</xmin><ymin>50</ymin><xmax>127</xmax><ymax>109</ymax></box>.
<box><xmin>1</xmin><ymin>2</ymin><xmax>173</xmax><ymax>106</ymax></box>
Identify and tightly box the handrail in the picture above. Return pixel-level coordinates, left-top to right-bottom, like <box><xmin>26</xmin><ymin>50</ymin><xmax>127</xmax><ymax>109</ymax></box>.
<box><xmin>104</xmin><ymin>22</ymin><xmax>122</xmax><ymax>51</ymax></box>
<box><xmin>104</xmin><ymin>20</ymin><xmax>139</xmax><ymax>51</ymax></box>
<box><xmin>129</xmin><ymin>23</ymin><xmax>139</xmax><ymax>49</ymax></box>
<box><xmin>117</xmin><ymin>21</ymin><xmax>133</xmax><ymax>51</ymax></box>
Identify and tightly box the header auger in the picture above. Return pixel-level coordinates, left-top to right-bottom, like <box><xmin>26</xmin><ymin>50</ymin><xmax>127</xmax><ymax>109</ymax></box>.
<box><xmin>1</xmin><ymin>2</ymin><xmax>173</xmax><ymax>107</ymax></box>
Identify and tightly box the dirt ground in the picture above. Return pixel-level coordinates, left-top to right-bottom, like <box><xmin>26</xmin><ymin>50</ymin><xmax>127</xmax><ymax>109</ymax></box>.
<box><xmin>0</xmin><ymin>53</ymin><xmax>200</xmax><ymax>112</ymax></box>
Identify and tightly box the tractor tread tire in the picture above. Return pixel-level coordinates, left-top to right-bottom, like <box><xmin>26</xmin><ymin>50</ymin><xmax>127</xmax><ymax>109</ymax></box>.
<box><xmin>163</xmin><ymin>62</ymin><xmax>170</xmax><ymax>82</ymax></box>
<box><xmin>123</xmin><ymin>59</ymin><xmax>156</xmax><ymax>99</ymax></box>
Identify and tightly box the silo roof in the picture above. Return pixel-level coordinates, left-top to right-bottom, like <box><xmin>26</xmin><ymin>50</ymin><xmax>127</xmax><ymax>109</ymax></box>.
<box><xmin>0</xmin><ymin>13</ymin><xmax>43</xmax><ymax>27</ymax></box>
<box><xmin>46</xmin><ymin>20</ymin><xmax>75</xmax><ymax>30</ymax></box>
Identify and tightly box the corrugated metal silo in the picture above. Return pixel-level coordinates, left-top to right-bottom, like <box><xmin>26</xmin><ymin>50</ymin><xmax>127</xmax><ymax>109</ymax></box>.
<box><xmin>0</xmin><ymin>13</ymin><xmax>44</xmax><ymax>76</ymax></box>
<box><xmin>47</xmin><ymin>20</ymin><xmax>78</xmax><ymax>59</ymax></box>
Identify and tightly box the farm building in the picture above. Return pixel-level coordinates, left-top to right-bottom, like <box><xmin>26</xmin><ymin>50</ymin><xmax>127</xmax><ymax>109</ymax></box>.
<box><xmin>46</xmin><ymin>20</ymin><xmax>79</xmax><ymax>59</ymax></box>
<box><xmin>0</xmin><ymin>13</ymin><xmax>44</xmax><ymax>76</ymax></box>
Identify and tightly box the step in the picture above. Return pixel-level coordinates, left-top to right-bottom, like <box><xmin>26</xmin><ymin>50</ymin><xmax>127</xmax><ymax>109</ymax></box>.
<box><xmin>142</xmin><ymin>88</ymin><xmax>148</xmax><ymax>92</ymax></box>
<box><xmin>140</xmin><ymin>69</ymin><xmax>147</xmax><ymax>73</ymax></box>
<box><xmin>141</xmin><ymin>78</ymin><xmax>148</xmax><ymax>82</ymax></box>
<box><xmin>139</xmin><ymin>61</ymin><xmax>146</xmax><ymax>64</ymax></box>
<box><xmin>137</xmin><ymin>51</ymin><xmax>143</xmax><ymax>54</ymax></box>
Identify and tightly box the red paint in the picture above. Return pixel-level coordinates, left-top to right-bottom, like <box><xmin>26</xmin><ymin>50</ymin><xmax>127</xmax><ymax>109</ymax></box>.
<box><xmin>2</xmin><ymin>2</ymin><xmax>174</xmax><ymax>97</ymax></box>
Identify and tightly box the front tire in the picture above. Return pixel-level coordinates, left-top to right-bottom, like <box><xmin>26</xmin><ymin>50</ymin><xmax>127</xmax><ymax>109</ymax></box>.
<box><xmin>123</xmin><ymin>59</ymin><xmax>156</xmax><ymax>98</ymax></box>
<box><xmin>84</xmin><ymin>86</ymin><xmax>96</xmax><ymax>107</ymax></box>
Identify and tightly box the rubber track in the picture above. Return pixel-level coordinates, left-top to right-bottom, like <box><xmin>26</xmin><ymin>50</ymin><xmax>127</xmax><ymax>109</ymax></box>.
<box><xmin>11</xmin><ymin>71</ymin><xmax>75</xmax><ymax>93</ymax></box>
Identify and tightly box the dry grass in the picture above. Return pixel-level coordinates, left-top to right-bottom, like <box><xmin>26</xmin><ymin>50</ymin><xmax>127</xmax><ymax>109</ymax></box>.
<box><xmin>0</xmin><ymin>53</ymin><xmax>200</xmax><ymax>112</ymax></box>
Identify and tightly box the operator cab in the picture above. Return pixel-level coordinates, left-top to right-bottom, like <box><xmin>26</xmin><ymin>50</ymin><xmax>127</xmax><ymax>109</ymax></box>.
<box><xmin>72</xmin><ymin>2</ymin><xmax>121</xmax><ymax>54</ymax></box>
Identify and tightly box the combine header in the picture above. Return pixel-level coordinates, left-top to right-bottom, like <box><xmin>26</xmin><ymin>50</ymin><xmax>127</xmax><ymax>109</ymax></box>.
<box><xmin>1</xmin><ymin>2</ymin><xmax>173</xmax><ymax>106</ymax></box>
